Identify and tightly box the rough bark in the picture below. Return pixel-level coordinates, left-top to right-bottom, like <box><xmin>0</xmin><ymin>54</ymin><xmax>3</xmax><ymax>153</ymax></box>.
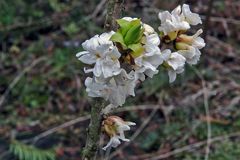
<box><xmin>104</xmin><ymin>0</ymin><xmax>125</xmax><ymax>31</ymax></box>
<box><xmin>82</xmin><ymin>1</ymin><xmax>125</xmax><ymax>159</ymax></box>
<box><xmin>82</xmin><ymin>99</ymin><xmax>105</xmax><ymax>160</ymax></box>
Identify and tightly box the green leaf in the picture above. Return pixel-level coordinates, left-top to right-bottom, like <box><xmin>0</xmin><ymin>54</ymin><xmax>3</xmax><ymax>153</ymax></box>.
<box><xmin>135</xmin><ymin>28</ymin><xmax>144</xmax><ymax>43</ymax></box>
<box><xmin>10</xmin><ymin>140</ymin><xmax>56</xmax><ymax>160</ymax></box>
<box><xmin>116</xmin><ymin>19</ymin><xmax>130</xmax><ymax>28</ymax></box>
<box><xmin>110</xmin><ymin>32</ymin><xmax>126</xmax><ymax>48</ymax></box>
<box><xmin>116</xmin><ymin>19</ymin><xmax>131</xmax><ymax>36</ymax></box>
<box><xmin>128</xmin><ymin>43</ymin><xmax>144</xmax><ymax>58</ymax></box>
<box><xmin>117</xmin><ymin>19</ymin><xmax>142</xmax><ymax>38</ymax></box>
<box><xmin>46</xmin><ymin>151</ymin><xmax>56</xmax><ymax>160</ymax></box>
<box><xmin>124</xmin><ymin>23</ymin><xmax>143</xmax><ymax>45</ymax></box>
<box><xmin>19</xmin><ymin>146</ymin><xmax>25</xmax><ymax>160</ymax></box>
<box><xmin>24</xmin><ymin>148</ymin><xmax>32</xmax><ymax>160</ymax></box>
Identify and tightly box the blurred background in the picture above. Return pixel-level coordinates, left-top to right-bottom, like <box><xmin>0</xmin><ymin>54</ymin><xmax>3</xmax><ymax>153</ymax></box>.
<box><xmin>0</xmin><ymin>0</ymin><xmax>240</xmax><ymax>159</ymax></box>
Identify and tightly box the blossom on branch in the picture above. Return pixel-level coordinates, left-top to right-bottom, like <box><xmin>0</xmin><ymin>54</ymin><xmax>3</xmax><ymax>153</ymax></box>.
<box><xmin>102</xmin><ymin>116</ymin><xmax>136</xmax><ymax>150</ymax></box>
<box><xmin>175</xmin><ymin>29</ymin><xmax>205</xmax><ymax>64</ymax></box>
<box><xmin>76</xmin><ymin>3</ymin><xmax>205</xmax><ymax>151</ymax></box>
<box><xmin>76</xmin><ymin>31</ymin><xmax>122</xmax><ymax>78</ymax></box>
<box><xmin>161</xmin><ymin>49</ymin><xmax>186</xmax><ymax>83</ymax></box>
<box><xmin>158</xmin><ymin>4</ymin><xmax>202</xmax><ymax>43</ymax></box>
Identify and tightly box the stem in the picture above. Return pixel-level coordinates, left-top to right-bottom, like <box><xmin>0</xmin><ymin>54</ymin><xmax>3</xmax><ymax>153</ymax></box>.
<box><xmin>82</xmin><ymin>1</ymin><xmax>124</xmax><ymax>159</ymax></box>
<box><xmin>104</xmin><ymin>0</ymin><xmax>125</xmax><ymax>31</ymax></box>
<box><xmin>82</xmin><ymin>99</ymin><xmax>105</xmax><ymax>160</ymax></box>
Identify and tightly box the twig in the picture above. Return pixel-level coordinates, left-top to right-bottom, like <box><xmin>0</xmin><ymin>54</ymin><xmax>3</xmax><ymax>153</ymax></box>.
<box><xmin>137</xmin><ymin>131</ymin><xmax>240</xmax><ymax>160</ymax></box>
<box><xmin>20</xmin><ymin>105</ymin><xmax>161</xmax><ymax>145</ymax></box>
<box><xmin>0</xmin><ymin>56</ymin><xmax>47</xmax><ymax>108</ymax></box>
<box><xmin>31</xmin><ymin>115</ymin><xmax>90</xmax><ymax>144</ymax></box>
<box><xmin>89</xmin><ymin>0</ymin><xmax>108</xmax><ymax>19</ymax></box>
<box><xmin>0</xmin><ymin>18</ymin><xmax>52</xmax><ymax>33</ymax></box>
<box><xmin>201</xmin><ymin>16</ymin><xmax>240</xmax><ymax>25</ymax></box>
<box><xmin>26</xmin><ymin>98</ymin><xmax>211</xmax><ymax>145</ymax></box>
<box><xmin>207</xmin><ymin>35</ymin><xmax>240</xmax><ymax>55</ymax></box>
<box><xmin>214</xmin><ymin>96</ymin><xmax>240</xmax><ymax>114</ymax></box>
<box><xmin>108</xmin><ymin>108</ymin><xmax>158</xmax><ymax>159</ymax></box>
<box><xmin>23</xmin><ymin>85</ymin><xmax>216</xmax><ymax>145</ymax></box>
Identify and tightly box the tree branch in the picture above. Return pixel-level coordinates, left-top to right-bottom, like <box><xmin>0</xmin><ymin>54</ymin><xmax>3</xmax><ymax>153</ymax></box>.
<box><xmin>104</xmin><ymin>0</ymin><xmax>125</xmax><ymax>31</ymax></box>
<box><xmin>82</xmin><ymin>1</ymin><xmax>124</xmax><ymax>159</ymax></box>
<box><xmin>82</xmin><ymin>99</ymin><xmax>105</xmax><ymax>160</ymax></box>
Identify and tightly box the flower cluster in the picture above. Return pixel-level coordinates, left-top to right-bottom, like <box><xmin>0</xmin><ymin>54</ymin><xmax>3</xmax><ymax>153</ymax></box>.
<box><xmin>76</xmin><ymin>4</ymin><xmax>205</xmax><ymax>150</ymax></box>
<box><xmin>158</xmin><ymin>4</ymin><xmax>205</xmax><ymax>82</ymax></box>
<box><xmin>76</xmin><ymin>17</ymin><xmax>163</xmax><ymax>107</ymax></box>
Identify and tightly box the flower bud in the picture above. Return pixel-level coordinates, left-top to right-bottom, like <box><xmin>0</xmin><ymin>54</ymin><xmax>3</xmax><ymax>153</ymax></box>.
<box><xmin>175</xmin><ymin>42</ymin><xmax>190</xmax><ymax>50</ymax></box>
<box><xmin>163</xmin><ymin>31</ymin><xmax>178</xmax><ymax>43</ymax></box>
<box><xmin>102</xmin><ymin>116</ymin><xmax>136</xmax><ymax>150</ymax></box>
<box><xmin>162</xmin><ymin>62</ymin><xmax>171</xmax><ymax>69</ymax></box>
<box><xmin>176</xmin><ymin>29</ymin><xmax>203</xmax><ymax>45</ymax></box>
<box><xmin>176</xmin><ymin>34</ymin><xmax>194</xmax><ymax>44</ymax></box>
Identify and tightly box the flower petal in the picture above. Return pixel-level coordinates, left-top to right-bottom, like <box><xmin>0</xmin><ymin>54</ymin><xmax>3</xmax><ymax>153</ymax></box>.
<box><xmin>168</xmin><ymin>70</ymin><xmax>177</xmax><ymax>83</ymax></box>
<box><xmin>182</xmin><ymin>4</ymin><xmax>202</xmax><ymax>25</ymax></box>
<box><xmin>102</xmin><ymin>136</ymin><xmax>121</xmax><ymax>150</ymax></box>
<box><xmin>168</xmin><ymin>52</ymin><xmax>186</xmax><ymax>70</ymax></box>
<box><xmin>77</xmin><ymin>52</ymin><xmax>96</xmax><ymax>64</ymax></box>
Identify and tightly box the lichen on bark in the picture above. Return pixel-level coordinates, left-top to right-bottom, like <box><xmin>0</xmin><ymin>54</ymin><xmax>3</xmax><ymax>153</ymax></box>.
<box><xmin>82</xmin><ymin>99</ymin><xmax>105</xmax><ymax>160</ymax></box>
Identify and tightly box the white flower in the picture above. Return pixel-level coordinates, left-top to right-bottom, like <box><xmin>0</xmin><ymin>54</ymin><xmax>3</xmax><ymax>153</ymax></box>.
<box><xmin>178</xmin><ymin>48</ymin><xmax>201</xmax><ymax>65</ymax></box>
<box><xmin>158</xmin><ymin>4</ymin><xmax>202</xmax><ymax>36</ymax></box>
<box><xmin>161</xmin><ymin>50</ymin><xmax>186</xmax><ymax>83</ymax></box>
<box><xmin>134</xmin><ymin>32</ymin><xmax>163</xmax><ymax>80</ymax></box>
<box><xmin>76</xmin><ymin>31</ymin><xmax>122</xmax><ymax>78</ymax></box>
<box><xmin>176</xmin><ymin>29</ymin><xmax>205</xmax><ymax>64</ymax></box>
<box><xmin>158</xmin><ymin>9</ymin><xmax>190</xmax><ymax>35</ymax></box>
<box><xmin>191</xmin><ymin>29</ymin><xmax>205</xmax><ymax>49</ymax></box>
<box><xmin>102</xmin><ymin>136</ymin><xmax>122</xmax><ymax>150</ymax></box>
<box><xmin>107</xmin><ymin>70</ymin><xmax>136</xmax><ymax>106</ymax></box>
<box><xmin>114</xmin><ymin>70</ymin><xmax>137</xmax><ymax>97</ymax></box>
<box><xmin>84</xmin><ymin>77</ymin><xmax>110</xmax><ymax>98</ymax></box>
<box><xmin>134</xmin><ymin>45</ymin><xmax>162</xmax><ymax>79</ymax></box>
<box><xmin>85</xmin><ymin>77</ymin><xmax>121</xmax><ymax>106</ymax></box>
<box><xmin>143</xmin><ymin>23</ymin><xmax>155</xmax><ymax>35</ymax></box>
<box><xmin>182</xmin><ymin>4</ymin><xmax>202</xmax><ymax>25</ymax></box>
<box><xmin>102</xmin><ymin>116</ymin><xmax>136</xmax><ymax>150</ymax></box>
<box><xmin>177</xmin><ymin>47</ymin><xmax>200</xmax><ymax>65</ymax></box>
<box><xmin>85</xmin><ymin>70</ymin><xmax>137</xmax><ymax>106</ymax></box>
<box><xmin>167</xmin><ymin>67</ymin><xmax>185</xmax><ymax>83</ymax></box>
<box><xmin>145</xmin><ymin>33</ymin><xmax>161</xmax><ymax>46</ymax></box>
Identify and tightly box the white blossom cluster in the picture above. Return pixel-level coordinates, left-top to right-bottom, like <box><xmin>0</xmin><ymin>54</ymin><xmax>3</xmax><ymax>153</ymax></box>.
<box><xmin>76</xmin><ymin>4</ymin><xmax>205</xmax><ymax>150</ymax></box>
<box><xmin>76</xmin><ymin>18</ymin><xmax>162</xmax><ymax>108</ymax></box>
<box><xmin>158</xmin><ymin>4</ymin><xmax>205</xmax><ymax>82</ymax></box>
